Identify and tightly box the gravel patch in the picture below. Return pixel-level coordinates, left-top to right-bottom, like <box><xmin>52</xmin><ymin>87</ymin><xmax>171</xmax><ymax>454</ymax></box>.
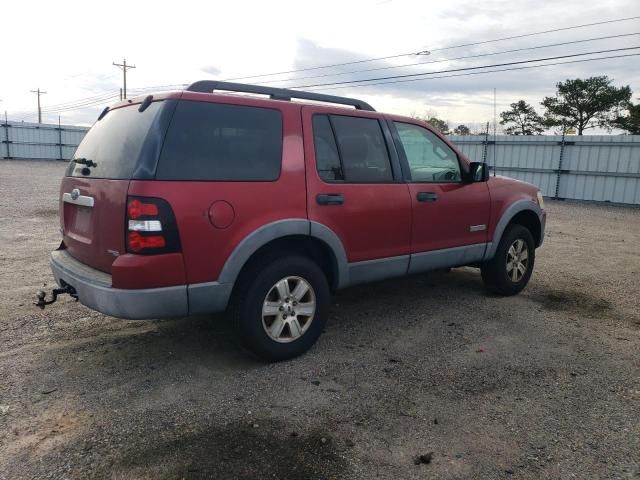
<box><xmin>0</xmin><ymin>160</ymin><xmax>639</xmax><ymax>479</ymax></box>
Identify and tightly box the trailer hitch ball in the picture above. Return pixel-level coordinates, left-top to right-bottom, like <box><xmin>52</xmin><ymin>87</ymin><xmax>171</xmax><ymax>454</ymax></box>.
<box><xmin>34</xmin><ymin>286</ymin><xmax>78</xmax><ymax>309</ymax></box>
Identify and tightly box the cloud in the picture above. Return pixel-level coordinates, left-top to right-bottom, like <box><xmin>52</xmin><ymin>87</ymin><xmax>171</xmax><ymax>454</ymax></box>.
<box><xmin>283</xmin><ymin>36</ymin><xmax>639</xmax><ymax>123</ymax></box>
<box><xmin>201</xmin><ymin>65</ymin><xmax>222</xmax><ymax>76</ymax></box>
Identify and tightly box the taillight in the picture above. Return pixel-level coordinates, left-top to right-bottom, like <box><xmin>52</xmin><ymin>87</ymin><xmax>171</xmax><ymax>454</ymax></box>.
<box><xmin>125</xmin><ymin>196</ymin><xmax>180</xmax><ymax>255</ymax></box>
<box><xmin>128</xmin><ymin>199</ymin><xmax>159</xmax><ymax>219</ymax></box>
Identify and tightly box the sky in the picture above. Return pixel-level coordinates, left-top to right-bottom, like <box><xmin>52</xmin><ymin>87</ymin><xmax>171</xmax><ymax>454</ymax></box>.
<box><xmin>1</xmin><ymin>0</ymin><xmax>639</xmax><ymax>130</ymax></box>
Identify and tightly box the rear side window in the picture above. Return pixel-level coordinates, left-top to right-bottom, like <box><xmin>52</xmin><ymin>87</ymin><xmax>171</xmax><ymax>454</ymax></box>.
<box><xmin>157</xmin><ymin>101</ymin><xmax>282</xmax><ymax>181</ymax></box>
<box><xmin>67</xmin><ymin>102</ymin><xmax>163</xmax><ymax>179</ymax></box>
<box><xmin>312</xmin><ymin>114</ymin><xmax>393</xmax><ymax>183</ymax></box>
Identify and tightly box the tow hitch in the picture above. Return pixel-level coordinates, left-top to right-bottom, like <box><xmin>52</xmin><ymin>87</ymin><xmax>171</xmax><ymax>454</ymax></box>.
<box><xmin>34</xmin><ymin>285</ymin><xmax>78</xmax><ymax>309</ymax></box>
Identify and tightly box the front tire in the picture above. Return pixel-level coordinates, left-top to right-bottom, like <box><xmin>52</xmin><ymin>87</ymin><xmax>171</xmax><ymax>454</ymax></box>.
<box><xmin>231</xmin><ymin>255</ymin><xmax>330</xmax><ymax>361</ymax></box>
<box><xmin>481</xmin><ymin>224</ymin><xmax>535</xmax><ymax>296</ymax></box>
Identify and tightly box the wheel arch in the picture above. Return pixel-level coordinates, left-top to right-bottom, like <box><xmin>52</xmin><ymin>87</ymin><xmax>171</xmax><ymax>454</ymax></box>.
<box><xmin>219</xmin><ymin>219</ymin><xmax>348</xmax><ymax>295</ymax></box>
<box><xmin>484</xmin><ymin>200</ymin><xmax>543</xmax><ymax>260</ymax></box>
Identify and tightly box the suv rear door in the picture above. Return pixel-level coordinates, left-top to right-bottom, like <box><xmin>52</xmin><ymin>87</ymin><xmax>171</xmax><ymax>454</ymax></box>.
<box><xmin>302</xmin><ymin>107</ymin><xmax>412</xmax><ymax>274</ymax></box>
<box><xmin>61</xmin><ymin>100</ymin><xmax>167</xmax><ymax>273</ymax></box>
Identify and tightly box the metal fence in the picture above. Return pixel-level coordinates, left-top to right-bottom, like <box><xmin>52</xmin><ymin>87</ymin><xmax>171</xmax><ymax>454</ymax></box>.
<box><xmin>2</xmin><ymin>120</ymin><xmax>639</xmax><ymax>205</ymax></box>
<box><xmin>449</xmin><ymin>135</ymin><xmax>640</xmax><ymax>205</ymax></box>
<box><xmin>1</xmin><ymin>120</ymin><xmax>89</xmax><ymax>161</ymax></box>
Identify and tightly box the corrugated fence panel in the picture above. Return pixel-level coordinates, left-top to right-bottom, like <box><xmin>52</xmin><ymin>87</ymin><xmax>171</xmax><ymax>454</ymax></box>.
<box><xmin>2</xmin><ymin>125</ymin><xmax>639</xmax><ymax>205</ymax></box>
<box><xmin>449</xmin><ymin>135</ymin><xmax>640</xmax><ymax>205</ymax></box>
<box><xmin>1</xmin><ymin>120</ymin><xmax>89</xmax><ymax>160</ymax></box>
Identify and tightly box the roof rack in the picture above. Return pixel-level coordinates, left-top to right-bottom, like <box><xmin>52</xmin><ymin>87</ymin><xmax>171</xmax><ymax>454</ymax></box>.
<box><xmin>185</xmin><ymin>80</ymin><xmax>375</xmax><ymax>111</ymax></box>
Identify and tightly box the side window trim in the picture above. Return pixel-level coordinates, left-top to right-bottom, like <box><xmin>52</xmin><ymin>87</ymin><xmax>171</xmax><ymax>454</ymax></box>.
<box><xmin>312</xmin><ymin>112</ymin><xmax>401</xmax><ymax>184</ymax></box>
<box><xmin>379</xmin><ymin>119</ymin><xmax>403</xmax><ymax>181</ymax></box>
<box><xmin>327</xmin><ymin>115</ymin><xmax>347</xmax><ymax>182</ymax></box>
<box><xmin>390</xmin><ymin>120</ymin><xmax>464</xmax><ymax>184</ymax></box>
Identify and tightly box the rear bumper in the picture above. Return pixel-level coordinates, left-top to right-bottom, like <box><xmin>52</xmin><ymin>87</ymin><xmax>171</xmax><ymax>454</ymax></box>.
<box><xmin>50</xmin><ymin>249</ymin><xmax>188</xmax><ymax>320</ymax></box>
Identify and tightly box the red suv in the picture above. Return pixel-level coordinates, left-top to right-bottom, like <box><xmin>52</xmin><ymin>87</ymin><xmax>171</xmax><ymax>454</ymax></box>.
<box><xmin>45</xmin><ymin>81</ymin><xmax>545</xmax><ymax>361</ymax></box>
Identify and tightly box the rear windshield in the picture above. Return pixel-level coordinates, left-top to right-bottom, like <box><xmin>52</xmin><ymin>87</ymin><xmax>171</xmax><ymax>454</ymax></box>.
<box><xmin>66</xmin><ymin>102</ymin><xmax>163</xmax><ymax>179</ymax></box>
<box><xmin>156</xmin><ymin>101</ymin><xmax>282</xmax><ymax>181</ymax></box>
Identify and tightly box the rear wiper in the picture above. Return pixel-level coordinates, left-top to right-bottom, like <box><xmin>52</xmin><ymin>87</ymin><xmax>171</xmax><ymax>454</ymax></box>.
<box><xmin>72</xmin><ymin>157</ymin><xmax>97</xmax><ymax>168</ymax></box>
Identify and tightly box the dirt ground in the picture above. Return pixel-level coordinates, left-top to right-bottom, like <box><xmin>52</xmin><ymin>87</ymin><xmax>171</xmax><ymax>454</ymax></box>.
<box><xmin>0</xmin><ymin>160</ymin><xmax>638</xmax><ymax>479</ymax></box>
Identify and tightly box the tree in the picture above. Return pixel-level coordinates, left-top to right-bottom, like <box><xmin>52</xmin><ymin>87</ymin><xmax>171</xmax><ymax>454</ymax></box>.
<box><xmin>453</xmin><ymin>124</ymin><xmax>471</xmax><ymax>135</ymax></box>
<box><xmin>612</xmin><ymin>99</ymin><xmax>640</xmax><ymax>134</ymax></box>
<box><xmin>410</xmin><ymin>111</ymin><xmax>450</xmax><ymax>135</ymax></box>
<box><xmin>541</xmin><ymin>76</ymin><xmax>631</xmax><ymax>135</ymax></box>
<box><xmin>425</xmin><ymin>116</ymin><xmax>450</xmax><ymax>135</ymax></box>
<box><xmin>499</xmin><ymin>100</ymin><xmax>545</xmax><ymax>135</ymax></box>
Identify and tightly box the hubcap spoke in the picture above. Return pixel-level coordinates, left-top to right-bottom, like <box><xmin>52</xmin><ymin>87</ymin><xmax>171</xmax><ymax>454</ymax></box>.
<box><xmin>262</xmin><ymin>301</ymin><xmax>281</xmax><ymax>316</ymax></box>
<box><xmin>515</xmin><ymin>240</ymin><xmax>524</xmax><ymax>254</ymax></box>
<box><xmin>520</xmin><ymin>250</ymin><xmax>528</xmax><ymax>261</ymax></box>
<box><xmin>288</xmin><ymin>318</ymin><xmax>302</xmax><ymax>338</ymax></box>
<box><xmin>296</xmin><ymin>303</ymin><xmax>315</xmax><ymax>316</ymax></box>
<box><xmin>275</xmin><ymin>279</ymin><xmax>290</xmax><ymax>301</ymax></box>
<box><xmin>508</xmin><ymin>245</ymin><xmax>517</xmax><ymax>260</ymax></box>
<box><xmin>291</xmin><ymin>280</ymin><xmax>309</xmax><ymax>301</ymax></box>
<box><xmin>269</xmin><ymin>317</ymin><xmax>286</xmax><ymax>338</ymax></box>
<box><xmin>517</xmin><ymin>262</ymin><xmax>527</xmax><ymax>275</ymax></box>
<box><xmin>511</xmin><ymin>266</ymin><xmax>519</xmax><ymax>282</ymax></box>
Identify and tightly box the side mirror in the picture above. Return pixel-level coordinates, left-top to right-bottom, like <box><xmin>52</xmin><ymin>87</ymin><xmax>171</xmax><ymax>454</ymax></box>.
<box><xmin>468</xmin><ymin>162</ymin><xmax>489</xmax><ymax>182</ymax></box>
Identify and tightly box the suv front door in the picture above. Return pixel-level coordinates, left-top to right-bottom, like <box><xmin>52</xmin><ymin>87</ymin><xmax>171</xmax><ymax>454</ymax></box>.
<box><xmin>389</xmin><ymin>120</ymin><xmax>491</xmax><ymax>271</ymax></box>
<box><xmin>302</xmin><ymin>108</ymin><xmax>412</xmax><ymax>283</ymax></box>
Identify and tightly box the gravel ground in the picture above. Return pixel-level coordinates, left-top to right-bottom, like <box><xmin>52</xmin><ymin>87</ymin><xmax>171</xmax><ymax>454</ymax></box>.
<box><xmin>0</xmin><ymin>160</ymin><xmax>639</xmax><ymax>479</ymax></box>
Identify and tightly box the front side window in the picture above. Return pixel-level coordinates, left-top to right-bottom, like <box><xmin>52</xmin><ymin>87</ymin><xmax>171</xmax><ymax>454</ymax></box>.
<box><xmin>394</xmin><ymin>122</ymin><xmax>461</xmax><ymax>182</ymax></box>
<box><xmin>157</xmin><ymin>101</ymin><xmax>282</xmax><ymax>181</ymax></box>
<box><xmin>312</xmin><ymin>114</ymin><xmax>393</xmax><ymax>183</ymax></box>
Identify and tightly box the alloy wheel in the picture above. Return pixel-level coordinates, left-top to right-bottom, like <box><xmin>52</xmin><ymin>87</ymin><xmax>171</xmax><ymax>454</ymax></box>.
<box><xmin>262</xmin><ymin>276</ymin><xmax>316</xmax><ymax>343</ymax></box>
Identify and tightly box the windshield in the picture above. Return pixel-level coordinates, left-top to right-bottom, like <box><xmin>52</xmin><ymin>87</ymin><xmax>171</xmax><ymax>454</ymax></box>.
<box><xmin>66</xmin><ymin>101</ymin><xmax>163</xmax><ymax>179</ymax></box>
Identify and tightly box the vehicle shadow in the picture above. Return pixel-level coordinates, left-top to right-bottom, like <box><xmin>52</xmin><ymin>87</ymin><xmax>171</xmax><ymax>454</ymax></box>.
<box><xmin>39</xmin><ymin>267</ymin><xmax>488</xmax><ymax>387</ymax></box>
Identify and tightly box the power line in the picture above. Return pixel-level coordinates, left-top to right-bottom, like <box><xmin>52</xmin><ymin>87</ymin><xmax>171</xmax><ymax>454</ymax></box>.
<box><xmin>40</xmin><ymin>92</ymin><xmax>121</xmax><ymax>112</ymax></box>
<box><xmin>259</xmin><ymin>32</ymin><xmax>639</xmax><ymax>86</ymax></box>
<box><xmin>287</xmin><ymin>46</ymin><xmax>640</xmax><ymax>89</ymax></box>
<box><xmin>302</xmin><ymin>52</ymin><xmax>640</xmax><ymax>91</ymax></box>
<box><xmin>9</xmin><ymin>17</ymin><xmax>640</xmax><ymax>120</ymax></box>
<box><xmin>41</xmin><ymin>95</ymin><xmax>121</xmax><ymax>114</ymax></box>
<box><xmin>224</xmin><ymin>15</ymin><xmax>640</xmax><ymax>81</ymax></box>
<box><xmin>10</xmin><ymin>91</ymin><xmax>120</xmax><ymax>116</ymax></box>
<box><xmin>95</xmin><ymin>28</ymin><xmax>639</xmax><ymax>99</ymax></box>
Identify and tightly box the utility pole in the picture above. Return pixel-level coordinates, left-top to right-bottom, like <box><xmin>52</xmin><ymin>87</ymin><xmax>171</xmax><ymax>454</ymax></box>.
<box><xmin>30</xmin><ymin>88</ymin><xmax>47</xmax><ymax>123</ymax></box>
<box><xmin>112</xmin><ymin>58</ymin><xmax>136</xmax><ymax>99</ymax></box>
<box><xmin>493</xmin><ymin>88</ymin><xmax>497</xmax><ymax>173</ymax></box>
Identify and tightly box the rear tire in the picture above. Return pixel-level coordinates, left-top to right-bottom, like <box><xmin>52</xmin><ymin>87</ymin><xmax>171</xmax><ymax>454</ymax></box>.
<box><xmin>231</xmin><ymin>255</ymin><xmax>330</xmax><ymax>362</ymax></box>
<box><xmin>481</xmin><ymin>224</ymin><xmax>535</xmax><ymax>296</ymax></box>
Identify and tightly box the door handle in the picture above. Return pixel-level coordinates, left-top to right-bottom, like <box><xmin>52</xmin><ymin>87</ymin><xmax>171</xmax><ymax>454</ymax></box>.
<box><xmin>416</xmin><ymin>191</ymin><xmax>438</xmax><ymax>202</ymax></box>
<box><xmin>316</xmin><ymin>194</ymin><xmax>344</xmax><ymax>206</ymax></box>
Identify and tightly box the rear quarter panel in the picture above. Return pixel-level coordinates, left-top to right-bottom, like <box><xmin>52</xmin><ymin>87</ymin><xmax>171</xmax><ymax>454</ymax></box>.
<box><xmin>128</xmin><ymin>95</ymin><xmax>306</xmax><ymax>285</ymax></box>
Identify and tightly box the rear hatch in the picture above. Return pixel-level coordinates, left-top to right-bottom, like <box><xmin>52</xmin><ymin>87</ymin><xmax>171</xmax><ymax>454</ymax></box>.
<box><xmin>60</xmin><ymin>99</ymin><xmax>171</xmax><ymax>273</ymax></box>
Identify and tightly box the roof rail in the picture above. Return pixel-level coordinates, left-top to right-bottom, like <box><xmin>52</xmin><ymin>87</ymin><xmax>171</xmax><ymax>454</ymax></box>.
<box><xmin>185</xmin><ymin>80</ymin><xmax>375</xmax><ymax>111</ymax></box>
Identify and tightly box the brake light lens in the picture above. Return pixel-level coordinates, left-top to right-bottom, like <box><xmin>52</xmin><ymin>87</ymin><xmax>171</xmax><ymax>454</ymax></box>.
<box><xmin>127</xmin><ymin>232</ymin><xmax>166</xmax><ymax>253</ymax></box>
<box><xmin>126</xmin><ymin>196</ymin><xmax>180</xmax><ymax>254</ymax></box>
<box><xmin>127</xmin><ymin>199</ymin><xmax>159</xmax><ymax>219</ymax></box>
